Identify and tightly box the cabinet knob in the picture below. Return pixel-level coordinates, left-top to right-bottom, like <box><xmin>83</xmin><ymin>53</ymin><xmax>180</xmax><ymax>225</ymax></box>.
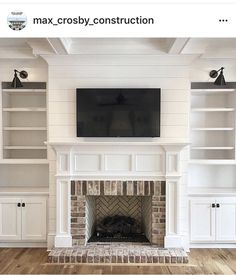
<box><xmin>212</xmin><ymin>203</ymin><xmax>215</xmax><ymax>208</ymax></box>
<box><xmin>22</xmin><ymin>203</ymin><xmax>25</xmax><ymax>207</ymax></box>
<box><xmin>216</xmin><ymin>203</ymin><xmax>220</xmax><ymax>208</ymax></box>
<box><xmin>17</xmin><ymin>203</ymin><xmax>21</xmax><ymax>207</ymax></box>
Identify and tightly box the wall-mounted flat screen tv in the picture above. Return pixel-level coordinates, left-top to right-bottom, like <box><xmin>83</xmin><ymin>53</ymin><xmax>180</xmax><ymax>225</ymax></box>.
<box><xmin>76</xmin><ymin>88</ymin><xmax>161</xmax><ymax>137</ymax></box>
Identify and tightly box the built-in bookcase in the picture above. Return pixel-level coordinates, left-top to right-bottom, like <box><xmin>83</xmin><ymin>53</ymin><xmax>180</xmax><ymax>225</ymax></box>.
<box><xmin>1</xmin><ymin>82</ymin><xmax>47</xmax><ymax>160</ymax></box>
<box><xmin>190</xmin><ymin>88</ymin><xmax>236</xmax><ymax>162</ymax></box>
<box><xmin>189</xmin><ymin>82</ymin><xmax>236</xmax><ymax>192</ymax></box>
<box><xmin>0</xmin><ymin>82</ymin><xmax>48</xmax><ymax>188</ymax></box>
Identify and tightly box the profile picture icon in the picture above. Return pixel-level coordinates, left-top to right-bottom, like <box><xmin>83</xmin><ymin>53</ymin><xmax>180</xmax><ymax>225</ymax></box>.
<box><xmin>7</xmin><ymin>11</ymin><xmax>27</xmax><ymax>31</ymax></box>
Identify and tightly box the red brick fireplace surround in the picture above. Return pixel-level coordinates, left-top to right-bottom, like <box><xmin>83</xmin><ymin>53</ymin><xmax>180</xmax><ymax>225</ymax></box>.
<box><xmin>70</xmin><ymin>180</ymin><xmax>166</xmax><ymax>247</ymax></box>
<box><xmin>48</xmin><ymin>142</ymin><xmax>189</xmax><ymax>264</ymax></box>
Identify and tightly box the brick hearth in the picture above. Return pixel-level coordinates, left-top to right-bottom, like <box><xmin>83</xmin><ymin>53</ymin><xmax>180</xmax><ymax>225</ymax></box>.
<box><xmin>48</xmin><ymin>243</ymin><xmax>188</xmax><ymax>264</ymax></box>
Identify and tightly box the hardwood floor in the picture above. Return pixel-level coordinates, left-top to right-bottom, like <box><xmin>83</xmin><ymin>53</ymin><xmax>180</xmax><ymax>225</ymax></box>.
<box><xmin>0</xmin><ymin>248</ymin><xmax>235</xmax><ymax>274</ymax></box>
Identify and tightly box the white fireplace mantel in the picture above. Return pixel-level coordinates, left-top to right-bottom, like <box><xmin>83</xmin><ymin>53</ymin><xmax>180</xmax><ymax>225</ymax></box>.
<box><xmin>48</xmin><ymin>140</ymin><xmax>189</xmax><ymax>249</ymax></box>
<box><xmin>48</xmin><ymin>140</ymin><xmax>188</xmax><ymax>179</ymax></box>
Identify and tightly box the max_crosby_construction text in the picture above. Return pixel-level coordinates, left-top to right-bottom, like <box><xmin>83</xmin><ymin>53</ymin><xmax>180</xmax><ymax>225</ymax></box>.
<box><xmin>32</xmin><ymin>16</ymin><xmax>155</xmax><ymax>26</ymax></box>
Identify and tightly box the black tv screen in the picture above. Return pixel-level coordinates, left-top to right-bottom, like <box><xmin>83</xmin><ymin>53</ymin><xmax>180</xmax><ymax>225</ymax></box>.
<box><xmin>76</xmin><ymin>88</ymin><xmax>161</xmax><ymax>137</ymax></box>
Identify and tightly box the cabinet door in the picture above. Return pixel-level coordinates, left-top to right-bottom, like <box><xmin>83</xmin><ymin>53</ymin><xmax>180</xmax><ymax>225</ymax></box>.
<box><xmin>190</xmin><ymin>198</ymin><xmax>216</xmax><ymax>242</ymax></box>
<box><xmin>216</xmin><ymin>198</ymin><xmax>236</xmax><ymax>241</ymax></box>
<box><xmin>0</xmin><ymin>198</ymin><xmax>21</xmax><ymax>240</ymax></box>
<box><xmin>21</xmin><ymin>197</ymin><xmax>47</xmax><ymax>241</ymax></box>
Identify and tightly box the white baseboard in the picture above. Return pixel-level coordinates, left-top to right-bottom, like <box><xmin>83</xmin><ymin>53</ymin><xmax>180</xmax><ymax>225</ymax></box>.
<box><xmin>190</xmin><ymin>243</ymin><xmax>236</xmax><ymax>248</ymax></box>
<box><xmin>164</xmin><ymin>235</ymin><xmax>182</xmax><ymax>248</ymax></box>
<box><xmin>0</xmin><ymin>242</ymin><xmax>47</xmax><ymax>248</ymax></box>
<box><xmin>54</xmin><ymin>234</ymin><xmax>72</xmax><ymax>247</ymax></box>
<box><xmin>47</xmin><ymin>232</ymin><xmax>55</xmax><ymax>250</ymax></box>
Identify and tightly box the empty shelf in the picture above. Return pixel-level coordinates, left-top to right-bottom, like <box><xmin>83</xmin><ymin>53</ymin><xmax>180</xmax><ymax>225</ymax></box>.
<box><xmin>4</xmin><ymin>127</ymin><xmax>47</xmax><ymax>131</ymax></box>
<box><xmin>3</xmin><ymin>108</ymin><xmax>46</xmax><ymax>112</ymax></box>
<box><xmin>4</xmin><ymin>146</ymin><xmax>47</xmax><ymax>150</ymax></box>
<box><xmin>191</xmin><ymin>108</ymin><xmax>235</xmax><ymax>112</ymax></box>
<box><xmin>191</xmin><ymin>146</ymin><xmax>234</xmax><ymax>150</ymax></box>
<box><xmin>191</xmin><ymin>127</ymin><xmax>234</xmax><ymax>131</ymax></box>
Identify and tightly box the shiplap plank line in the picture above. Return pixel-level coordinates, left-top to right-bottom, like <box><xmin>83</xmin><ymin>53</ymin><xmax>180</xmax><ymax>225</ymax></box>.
<box><xmin>46</xmin><ymin>55</ymin><xmax>196</xmax><ymax>66</ymax></box>
<box><xmin>48</xmin><ymin>78</ymin><xmax>190</xmax><ymax>90</ymax></box>
<box><xmin>49</xmin><ymin>66</ymin><xmax>189</xmax><ymax>78</ymax></box>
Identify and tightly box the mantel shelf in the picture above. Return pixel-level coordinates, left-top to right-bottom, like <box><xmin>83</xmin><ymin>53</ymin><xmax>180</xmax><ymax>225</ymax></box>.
<box><xmin>46</xmin><ymin>140</ymin><xmax>190</xmax><ymax>147</ymax></box>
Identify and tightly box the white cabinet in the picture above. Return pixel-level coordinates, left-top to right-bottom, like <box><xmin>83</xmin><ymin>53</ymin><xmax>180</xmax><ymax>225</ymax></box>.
<box><xmin>190</xmin><ymin>197</ymin><xmax>236</xmax><ymax>243</ymax></box>
<box><xmin>216</xmin><ymin>198</ymin><xmax>236</xmax><ymax>241</ymax></box>
<box><xmin>21</xmin><ymin>197</ymin><xmax>47</xmax><ymax>241</ymax></box>
<box><xmin>0</xmin><ymin>198</ymin><xmax>21</xmax><ymax>240</ymax></box>
<box><xmin>0</xmin><ymin>196</ymin><xmax>47</xmax><ymax>242</ymax></box>
<box><xmin>190</xmin><ymin>198</ymin><xmax>216</xmax><ymax>242</ymax></box>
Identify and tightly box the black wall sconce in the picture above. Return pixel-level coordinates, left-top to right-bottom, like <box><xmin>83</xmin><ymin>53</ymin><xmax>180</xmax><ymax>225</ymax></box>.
<box><xmin>11</xmin><ymin>70</ymin><xmax>28</xmax><ymax>88</ymax></box>
<box><xmin>209</xmin><ymin>67</ymin><xmax>226</xmax><ymax>86</ymax></box>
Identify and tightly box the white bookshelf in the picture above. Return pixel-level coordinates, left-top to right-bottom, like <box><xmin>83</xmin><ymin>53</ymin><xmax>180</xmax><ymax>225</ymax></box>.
<box><xmin>0</xmin><ymin>82</ymin><xmax>49</xmax><ymax>188</ymax></box>
<box><xmin>190</xmin><ymin>87</ymin><xmax>236</xmax><ymax>161</ymax></box>
<box><xmin>189</xmin><ymin>83</ymin><xmax>236</xmax><ymax>192</ymax></box>
<box><xmin>1</xmin><ymin>82</ymin><xmax>47</xmax><ymax>160</ymax></box>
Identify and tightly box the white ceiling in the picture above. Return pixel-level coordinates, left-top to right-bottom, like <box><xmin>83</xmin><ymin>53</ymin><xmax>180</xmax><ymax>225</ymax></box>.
<box><xmin>0</xmin><ymin>38</ymin><xmax>236</xmax><ymax>59</ymax></box>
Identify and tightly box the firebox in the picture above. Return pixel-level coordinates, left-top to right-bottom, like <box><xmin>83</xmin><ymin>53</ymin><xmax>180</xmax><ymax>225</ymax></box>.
<box><xmin>86</xmin><ymin>196</ymin><xmax>151</xmax><ymax>243</ymax></box>
<box><xmin>71</xmin><ymin>180</ymin><xmax>166</xmax><ymax>247</ymax></box>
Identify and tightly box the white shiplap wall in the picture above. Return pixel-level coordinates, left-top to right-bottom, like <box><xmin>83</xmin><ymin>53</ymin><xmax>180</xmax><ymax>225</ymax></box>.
<box><xmin>0</xmin><ymin>58</ymin><xmax>47</xmax><ymax>83</ymax></box>
<box><xmin>47</xmin><ymin>55</ymin><xmax>192</xmax><ymax>141</ymax></box>
<box><xmin>45</xmin><ymin>53</ymin><xmax>193</xmax><ymax>247</ymax></box>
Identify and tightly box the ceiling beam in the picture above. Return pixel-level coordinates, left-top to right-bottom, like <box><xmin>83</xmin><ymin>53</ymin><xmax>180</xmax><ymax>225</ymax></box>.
<box><xmin>59</xmin><ymin>38</ymin><xmax>72</xmax><ymax>54</ymax></box>
<box><xmin>27</xmin><ymin>39</ymin><xmax>56</xmax><ymax>55</ymax></box>
<box><xmin>167</xmin><ymin>38</ymin><xmax>190</xmax><ymax>54</ymax></box>
<box><xmin>46</xmin><ymin>38</ymin><xmax>71</xmax><ymax>54</ymax></box>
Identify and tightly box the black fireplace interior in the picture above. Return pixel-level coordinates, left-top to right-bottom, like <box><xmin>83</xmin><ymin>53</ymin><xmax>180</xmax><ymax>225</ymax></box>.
<box><xmin>88</xmin><ymin>215</ymin><xmax>149</xmax><ymax>243</ymax></box>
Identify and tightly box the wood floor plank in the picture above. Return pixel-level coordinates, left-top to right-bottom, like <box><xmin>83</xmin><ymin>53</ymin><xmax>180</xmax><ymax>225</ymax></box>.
<box><xmin>0</xmin><ymin>248</ymin><xmax>235</xmax><ymax>274</ymax></box>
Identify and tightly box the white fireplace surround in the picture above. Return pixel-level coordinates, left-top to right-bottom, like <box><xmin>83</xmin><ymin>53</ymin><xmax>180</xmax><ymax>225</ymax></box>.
<box><xmin>49</xmin><ymin>141</ymin><xmax>188</xmax><ymax>249</ymax></box>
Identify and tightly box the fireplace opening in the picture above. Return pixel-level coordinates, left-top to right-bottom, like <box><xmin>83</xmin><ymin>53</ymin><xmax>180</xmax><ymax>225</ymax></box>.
<box><xmin>88</xmin><ymin>215</ymin><xmax>149</xmax><ymax>242</ymax></box>
<box><xmin>71</xmin><ymin>180</ymin><xmax>166</xmax><ymax>247</ymax></box>
<box><xmin>86</xmin><ymin>196</ymin><xmax>152</xmax><ymax>243</ymax></box>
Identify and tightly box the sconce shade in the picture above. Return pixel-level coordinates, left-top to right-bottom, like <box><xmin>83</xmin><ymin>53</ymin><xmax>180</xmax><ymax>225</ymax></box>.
<box><xmin>209</xmin><ymin>67</ymin><xmax>226</xmax><ymax>86</ymax></box>
<box><xmin>11</xmin><ymin>70</ymin><xmax>28</xmax><ymax>88</ymax></box>
<box><xmin>214</xmin><ymin>70</ymin><xmax>226</xmax><ymax>86</ymax></box>
<box><xmin>11</xmin><ymin>71</ymin><xmax>23</xmax><ymax>88</ymax></box>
